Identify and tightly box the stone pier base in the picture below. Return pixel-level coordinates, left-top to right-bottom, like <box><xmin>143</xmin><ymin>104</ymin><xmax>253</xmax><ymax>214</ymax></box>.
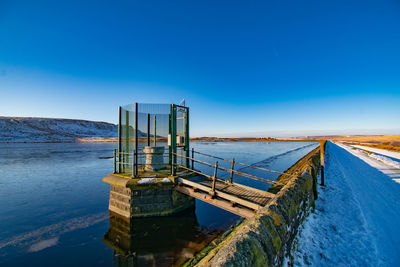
<box><xmin>103</xmin><ymin>174</ymin><xmax>194</xmax><ymax>218</ymax></box>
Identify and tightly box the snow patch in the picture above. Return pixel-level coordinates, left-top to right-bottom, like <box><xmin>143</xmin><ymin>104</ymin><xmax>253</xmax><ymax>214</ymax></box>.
<box><xmin>368</xmin><ymin>153</ymin><xmax>400</xmax><ymax>169</ymax></box>
<box><xmin>351</xmin><ymin>145</ymin><xmax>400</xmax><ymax>160</ymax></box>
<box><xmin>137</xmin><ymin>178</ymin><xmax>171</xmax><ymax>184</ymax></box>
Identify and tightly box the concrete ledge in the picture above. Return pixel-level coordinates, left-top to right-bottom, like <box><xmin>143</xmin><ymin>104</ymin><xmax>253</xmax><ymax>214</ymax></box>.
<box><xmin>103</xmin><ymin>173</ymin><xmax>131</xmax><ymax>187</ymax></box>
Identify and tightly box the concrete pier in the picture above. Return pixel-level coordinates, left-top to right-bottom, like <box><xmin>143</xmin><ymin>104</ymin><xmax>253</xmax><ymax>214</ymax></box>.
<box><xmin>103</xmin><ymin>174</ymin><xmax>194</xmax><ymax>218</ymax></box>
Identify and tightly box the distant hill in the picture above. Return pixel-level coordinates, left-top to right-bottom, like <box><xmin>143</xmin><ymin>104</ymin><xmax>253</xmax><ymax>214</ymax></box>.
<box><xmin>0</xmin><ymin>117</ymin><xmax>120</xmax><ymax>142</ymax></box>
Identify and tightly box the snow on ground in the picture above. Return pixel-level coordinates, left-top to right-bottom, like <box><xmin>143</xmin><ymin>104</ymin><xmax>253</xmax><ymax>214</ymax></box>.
<box><xmin>351</xmin><ymin>145</ymin><xmax>400</xmax><ymax>160</ymax></box>
<box><xmin>368</xmin><ymin>153</ymin><xmax>400</xmax><ymax>171</ymax></box>
<box><xmin>339</xmin><ymin>143</ymin><xmax>400</xmax><ymax>184</ymax></box>
<box><xmin>137</xmin><ymin>178</ymin><xmax>171</xmax><ymax>184</ymax></box>
<box><xmin>291</xmin><ymin>141</ymin><xmax>400</xmax><ymax>266</ymax></box>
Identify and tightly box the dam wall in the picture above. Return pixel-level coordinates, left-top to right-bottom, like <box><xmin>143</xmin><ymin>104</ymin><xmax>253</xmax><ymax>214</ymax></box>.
<box><xmin>193</xmin><ymin>145</ymin><xmax>322</xmax><ymax>267</ymax></box>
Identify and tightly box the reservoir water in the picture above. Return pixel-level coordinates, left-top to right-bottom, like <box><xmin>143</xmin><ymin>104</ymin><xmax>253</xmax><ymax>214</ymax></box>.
<box><xmin>0</xmin><ymin>141</ymin><xmax>318</xmax><ymax>266</ymax></box>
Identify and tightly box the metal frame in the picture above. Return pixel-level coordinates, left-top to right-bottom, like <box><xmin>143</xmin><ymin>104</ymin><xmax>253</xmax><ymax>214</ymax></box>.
<box><xmin>170</xmin><ymin>104</ymin><xmax>177</xmax><ymax>176</ymax></box>
<box><xmin>118</xmin><ymin>106</ymin><xmax>122</xmax><ymax>173</ymax></box>
<box><xmin>116</xmin><ymin>102</ymin><xmax>190</xmax><ymax>178</ymax></box>
<box><xmin>134</xmin><ymin>103</ymin><xmax>138</xmax><ymax>177</ymax></box>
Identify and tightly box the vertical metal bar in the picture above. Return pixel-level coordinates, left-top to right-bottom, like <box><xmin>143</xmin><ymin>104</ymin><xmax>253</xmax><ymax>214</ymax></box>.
<box><xmin>147</xmin><ymin>113</ymin><xmax>150</xmax><ymax>146</ymax></box>
<box><xmin>154</xmin><ymin>115</ymin><xmax>157</xmax><ymax>147</ymax></box>
<box><xmin>171</xmin><ymin>104</ymin><xmax>177</xmax><ymax>176</ymax></box>
<box><xmin>132</xmin><ymin>152</ymin><xmax>135</xmax><ymax>177</ymax></box>
<box><xmin>118</xmin><ymin>106</ymin><xmax>122</xmax><ymax>173</ymax></box>
<box><xmin>125</xmin><ymin>110</ymin><xmax>129</xmax><ymax>173</ymax></box>
<box><xmin>168</xmin><ymin>113</ymin><xmax>172</xmax><ymax>166</ymax></box>
<box><xmin>211</xmin><ymin>161</ymin><xmax>218</xmax><ymax>194</ymax></box>
<box><xmin>122</xmin><ymin>148</ymin><xmax>125</xmax><ymax>173</ymax></box>
<box><xmin>113</xmin><ymin>149</ymin><xmax>116</xmax><ymax>173</ymax></box>
<box><xmin>320</xmin><ymin>140</ymin><xmax>325</xmax><ymax>186</ymax></box>
<box><xmin>229</xmin><ymin>158</ymin><xmax>235</xmax><ymax>183</ymax></box>
<box><xmin>185</xmin><ymin>107</ymin><xmax>190</xmax><ymax>168</ymax></box>
<box><xmin>191</xmin><ymin>148</ymin><xmax>194</xmax><ymax>169</ymax></box>
<box><xmin>134</xmin><ymin>103</ymin><xmax>138</xmax><ymax>177</ymax></box>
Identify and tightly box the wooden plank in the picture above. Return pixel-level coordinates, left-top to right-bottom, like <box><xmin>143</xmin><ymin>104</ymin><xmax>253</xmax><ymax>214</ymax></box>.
<box><xmin>232</xmin><ymin>183</ymin><xmax>276</xmax><ymax>199</ymax></box>
<box><xmin>178</xmin><ymin>177</ymin><xmax>214</xmax><ymax>193</ymax></box>
<box><xmin>175</xmin><ymin>186</ymin><xmax>255</xmax><ymax>218</ymax></box>
<box><xmin>187</xmin><ymin>179</ymin><xmax>269</xmax><ymax>207</ymax></box>
<box><xmin>178</xmin><ymin>178</ymin><xmax>262</xmax><ymax>211</ymax></box>
<box><xmin>187</xmin><ymin>175</ymin><xmax>274</xmax><ymax>201</ymax></box>
<box><xmin>184</xmin><ymin>176</ymin><xmax>270</xmax><ymax>204</ymax></box>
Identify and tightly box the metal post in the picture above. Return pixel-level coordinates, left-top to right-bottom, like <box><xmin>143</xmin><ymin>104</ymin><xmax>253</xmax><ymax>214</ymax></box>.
<box><xmin>122</xmin><ymin>148</ymin><xmax>125</xmax><ymax>173</ymax></box>
<box><xmin>170</xmin><ymin>104</ymin><xmax>177</xmax><ymax>176</ymax></box>
<box><xmin>132</xmin><ymin>151</ymin><xmax>135</xmax><ymax>177</ymax></box>
<box><xmin>125</xmin><ymin>110</ymin><xmax>129</xmax><ymax>173</ymax></box>
<box><xmin>113</xmin><ymin>149</ymin><xmax>116</xmax><ymax>173</ymax></box>
<box><xmin>118</xmin><ymin>106</ymin><xmax>122</xmax><ymax>173</ymax></box>
<box><xmin>191</xmin><ymin>148</ymin><xmax>194</xmax><ymax>169</ymax></box>
<box><xmin>320</xmin><ymin>140</ymin><xmax>325</xmax><ymax>186</ymax></box>
<box><xmin>168</xmin><ymin>113</ymin><xmax>172</xmax><ymax>166</ymax></box>
<box><xmin>229</xmin><ymin>158</ymin><xmax>235</xmax><ymax>183</ymax></box>
<box><xmin>185</xmin><ymin>108</ymin><xmax>190</xmax><ymax>168</ymax></box>
<box><xmin>154</xmin><ymin>115</ymin><xmax>157</xmax><ymax>147</ymax></box>
<box><xmin>147</xmin><ymin>113</ymin><xmax>150</xmax><ymax>146</ymax></box>
<box><xmin>211</xmin><ymin>161</ymin><xmax>218</xmax><ymax>194</ymax></box>
<box><xmin>134</xmin><ymin>103</ymin><xmax>138</xmax><ymax>177</ymax></box>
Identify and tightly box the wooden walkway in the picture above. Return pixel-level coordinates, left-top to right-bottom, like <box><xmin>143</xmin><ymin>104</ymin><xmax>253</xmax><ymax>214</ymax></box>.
<box><xmin>176</xmin><ymin>175</ymin><xmax>275</xmax><ymax>218</ymax></box>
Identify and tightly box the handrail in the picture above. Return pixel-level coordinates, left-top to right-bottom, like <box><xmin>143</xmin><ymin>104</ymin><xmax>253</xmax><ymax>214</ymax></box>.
<box><xmin>113</xmin><ymin>148</ymin><xmax>295</xmax><ymax>187</ymax></box>
<box><xmin>171</xmin><ymin>152</ymin><xmax>281</xmax><ymax>185</ymax></box>
<box><xmin>178</xmin><ymin>164</ymin><xmax>213</xmax><ymax>179</ymax></box>
<box><xmin>194</xmin><ymin>150</ymin><xmax>295</xmax><ymax>178</ymax></box>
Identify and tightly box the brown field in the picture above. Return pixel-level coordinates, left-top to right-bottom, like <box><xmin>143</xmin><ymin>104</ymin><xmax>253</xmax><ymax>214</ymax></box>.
<box><xmin>296</xmin><ymin>135</ymin><xmax>400</xmax><ymax>152</ymax></box>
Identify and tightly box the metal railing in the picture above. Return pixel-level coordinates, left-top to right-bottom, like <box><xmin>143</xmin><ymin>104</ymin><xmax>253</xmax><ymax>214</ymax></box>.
<box><xmin>112</xmin><ymin>148</ymin><xmax>295</xmax><ymax>193</ymax></box>
<box><xmin>171</xmin><ymin>150</ymin><xmax>291</xmax><ymax>195</ymax></box>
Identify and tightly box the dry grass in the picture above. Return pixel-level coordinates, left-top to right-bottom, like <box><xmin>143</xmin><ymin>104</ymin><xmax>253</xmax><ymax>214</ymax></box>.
<box><xmin>327</xmin><ymin>135</ymin><xmax>400</xmax><ymax>143</ymax></box>
<box><xmin>352</xmin><ymin>142</ymin><xmax>400</xmax><ymax>152</ymax></box>
<box><xmin>321</xmin><ymin>135</ymin><xmax>400</xmax><ymax>152</ymax></box>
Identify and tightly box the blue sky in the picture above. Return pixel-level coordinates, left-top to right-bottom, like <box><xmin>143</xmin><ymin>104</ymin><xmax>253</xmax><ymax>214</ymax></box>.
<box><xmin>0</xmin><ymin>0</ymin><xmax>399</xmax><ymax>136</ymax></box>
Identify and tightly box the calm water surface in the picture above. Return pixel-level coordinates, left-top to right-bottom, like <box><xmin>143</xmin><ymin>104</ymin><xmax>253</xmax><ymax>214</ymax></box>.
<box><xmin>0</xmin><ymin>141</ymin><xmax>317</xmax><ymax>266</ymax></box>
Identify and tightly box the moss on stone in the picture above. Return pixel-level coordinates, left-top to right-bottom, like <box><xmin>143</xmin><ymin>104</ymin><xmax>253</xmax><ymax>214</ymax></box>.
<box><xmin>267</xmin><ymin>210</ymin><xmax>281</xmax><ymax>226</ymax></box>
<box><xmin>126</xmin><ymin>179</ymin><xmax>174</xmax><ymax>190</ymax></box>
<box><xmin>249</xmin><ymin>242</ymin><xmax>269</xmax><ymax>266</ymax></box>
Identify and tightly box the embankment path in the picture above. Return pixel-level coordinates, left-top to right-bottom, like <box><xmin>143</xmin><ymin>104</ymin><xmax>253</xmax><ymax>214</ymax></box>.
<box><xmin>292</xmin><ymin>141</ymin><xmax>400</xmax><ymax>266</ymax></box>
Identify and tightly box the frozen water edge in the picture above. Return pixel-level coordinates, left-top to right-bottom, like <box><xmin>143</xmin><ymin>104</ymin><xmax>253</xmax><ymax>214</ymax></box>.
<box><xmin>290</xmin><ymin>142</ymin><xmax>400</xmax><ymax>266</ymax></box>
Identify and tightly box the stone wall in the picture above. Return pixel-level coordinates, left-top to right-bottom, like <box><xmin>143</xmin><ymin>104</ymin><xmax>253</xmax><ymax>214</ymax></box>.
<box><xmin>195</xmin><ymin>146</ymin><xmax>321</xmax><ymax>267</ymax></box>
<box><xmin>103</xmin><ymin>175</ymin><xmax>194</xmax><ymax>218</ymax></box>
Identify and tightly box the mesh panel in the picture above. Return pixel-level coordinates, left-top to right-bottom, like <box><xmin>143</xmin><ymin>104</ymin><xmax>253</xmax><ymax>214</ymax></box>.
<box><xmin>176</xmin><ymin>106</ymin><xmax>188</xmax><ymax>166</ymax></box>
<box><xmin>119</xmin><ymin>103</ymin><xmax>188</xmax><ymax>176</ymax></box>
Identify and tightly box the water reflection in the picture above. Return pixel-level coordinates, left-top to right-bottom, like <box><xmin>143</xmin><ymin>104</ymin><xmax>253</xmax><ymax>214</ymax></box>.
<box><xmin>103</xmin><ymin>206</ymin><xmax>220</xmax><ymax>267</ymax></box>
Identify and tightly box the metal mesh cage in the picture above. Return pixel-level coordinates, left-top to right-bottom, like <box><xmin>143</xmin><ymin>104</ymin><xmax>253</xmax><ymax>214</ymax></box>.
<box><xmin>118</xmin><ymin>103</ymin><xmax>189</xmax><ymax>177</ymax></box>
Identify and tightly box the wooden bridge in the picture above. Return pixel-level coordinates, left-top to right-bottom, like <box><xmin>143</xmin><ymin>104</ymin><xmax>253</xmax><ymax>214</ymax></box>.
<box><xmin>171</xmin><ymin>151</ymin><xmax>290</xmax><ymax>218</ymax></box>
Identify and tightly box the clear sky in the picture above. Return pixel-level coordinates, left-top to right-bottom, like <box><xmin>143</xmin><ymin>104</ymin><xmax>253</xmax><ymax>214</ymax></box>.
<box><xmin>0</xmin><ymin>0</ymin><xmax>399</xmax><ymax>137</ymax></box>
